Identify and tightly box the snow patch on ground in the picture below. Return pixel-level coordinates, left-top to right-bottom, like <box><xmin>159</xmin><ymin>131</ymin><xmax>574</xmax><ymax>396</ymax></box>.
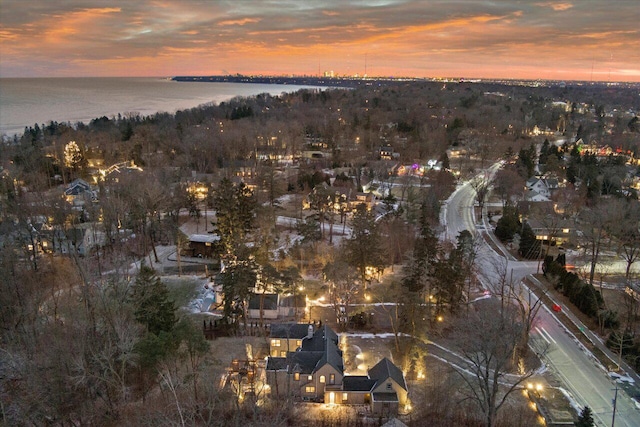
<box><xmin>340</xmin><ymin>332</ymin><xmax>409</xmax><ymax>339</ymax></box>
<box><xmin>609</xmin><ymin>372</ymin><xmax>635</xmax><ymax>384</ymax></box>
<box><xmin>557</xmin><ymin>387</ymin><xmax>582</xmax><ymax>414</ymax></box>
<box><xmin>187</xmin><ymin>279</ymin><xmax>221</xmax><ymax>315</ymax></box>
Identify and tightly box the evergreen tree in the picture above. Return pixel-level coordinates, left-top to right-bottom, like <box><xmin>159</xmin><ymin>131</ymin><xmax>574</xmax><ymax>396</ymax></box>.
<box><xmin>345</xmin><ymin>204</ymin><xmax>387</xmax><ymax>286</ymax></box>
<box><xmin>539</xmin><ymin>139</ymin><xmax>550</xmax><ymax>164</ymax></box>
<box><xmin>495</xmin><ymin>205</ymin><xmax>520</xmax><ymax>242</ymax></box>
<box><xmin>516</xmin><ymin>143</ymin><xmax>537</xmax><ymax>178</ymax></box>
<box><xmin>519</xmin><ymin>222</ymin><xmax>541</xmax><ymax>259</ymax></box>
<box><xmin>211</xmin><ymin>177</ymin><xmax>256</xmax><ymax>257</ymax></box>
<box><xmin>439</xmin><ymin>151</ymin><xmax>450</xmax><ymax>169</ymax></box>
<box><xmin>575</xmin><ymin>406</ymin><xmax>594</xmax><ymax>427</ymax></box>
<box><xmin>131</xmin><ymin>264</ymin><xmax>176</xmax><ymax>335</ymax></box>
<box><xmin>432</xmin><ymin>252</ymin><xmax>465</xmax><ymax>313</ymax></box>
<box><xmin>402</xmin><ymin>202</ymin><xmax>439</xmax><ymax>293</ymax></box>
<box><xmin>219</xmin><ymin>255</ymin><xmax>258</xmax><ymax>320</ymax></box>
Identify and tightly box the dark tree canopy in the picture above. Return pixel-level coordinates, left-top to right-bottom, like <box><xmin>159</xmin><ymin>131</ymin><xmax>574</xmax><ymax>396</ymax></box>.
<box><xmin>132</xmin><ymin>264</ymin><xmax>176</xmax><ymax>335</ymax></box>
<box><xmin>345</xmin><ymin>204</ymin><xmax>387</xmax><ymax>286</ymax></box>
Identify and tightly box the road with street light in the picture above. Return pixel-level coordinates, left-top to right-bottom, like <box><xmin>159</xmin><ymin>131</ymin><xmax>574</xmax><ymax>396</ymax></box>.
<box><xmin>443</xmin><ymin>165</ymin><xmax>640</xmax><ymax>426</ymax></box>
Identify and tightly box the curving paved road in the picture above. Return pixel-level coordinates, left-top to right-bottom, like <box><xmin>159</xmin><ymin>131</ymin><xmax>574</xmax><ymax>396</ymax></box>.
<box><xmin>442</xmin><ymin>164</ymin><xmax>640</xmax><ymax>427</ymax></box>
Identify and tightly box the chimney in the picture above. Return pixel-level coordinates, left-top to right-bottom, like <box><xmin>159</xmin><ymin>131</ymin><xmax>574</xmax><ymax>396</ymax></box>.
<box><xmin>307</xmin><ymin>324</ymin><xmax>314</xmax><ymax>339</ymax></box>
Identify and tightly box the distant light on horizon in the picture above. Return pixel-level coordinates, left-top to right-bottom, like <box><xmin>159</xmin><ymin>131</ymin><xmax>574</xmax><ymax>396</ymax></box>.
<box><xmin>0</xmin><ymin>1</ymin><xmax>639</xmax><ymax>82</ymax></box>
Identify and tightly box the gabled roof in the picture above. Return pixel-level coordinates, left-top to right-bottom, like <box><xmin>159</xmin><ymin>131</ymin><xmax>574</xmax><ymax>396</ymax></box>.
<box><xmin>267</xmin><ymin>324</ymin><xmax>343</xmax><ymax>375</ymax></box>
<box><xmin>382</xmin><ymin>418</ymin><xmax>408</xmax><ymax>427</ymax></box>
<box><xmin>516</xmin><ymin>201</ymin><xmax>554</xmax><ymax>216</ymax></box>
<box><xmin>189</xmin><ymin>234</ymin><xmax>219</xmax><ymax>243</ymax></box>
<box><xmin>288</xmin><ymin>351</ymin><xmax>323</xmax><ymax>374</ymax></box>
<box><xmin>317</xmin><ymin>336</ymin><xmax>343</xmax><ymax>375</ymax></box>
<box><xmin>301</xmin><ymin>324</ymin><xmax>338</xmax><ymax>351</ymax></box>
<box><xmin>342</xmin><ymin>376</ymin><xmax>377</xmax><ymax>392</ymax></box>
<box><xmin>300</xmin><ymin>325</ymin><xmax>343</xmax><ymax>374</ymax></box>
<box><xmin>64</xmin><ymin>178</ymin><xmax>91</xmax><ymax>196</ymax></box>
<box><xmin>270</xmin><ymin>323</ymin><xmax>313</xmax><ymax>339</ymax></box>
<box><xmin>545</xmin><ymin>177</ymin><xmax>559</xmax><ymax>188</ymax></box>
<box><xmin>368</xmin><ymin>358</ymin><xmax>407</xmax><ymax>391</ymax></box>
<box><xmin>526</xmin><ymin>189</ymin><xmax>550</xmax><ymax>202</ymax></box>
<box><xmin>266</xmin><ymin>357</ymin><xmax>288</xmax><ymax>371</ymax></box>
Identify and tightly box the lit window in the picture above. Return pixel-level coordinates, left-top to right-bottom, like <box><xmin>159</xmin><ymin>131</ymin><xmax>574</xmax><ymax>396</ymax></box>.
<box><xmin>305</xmin><ymin>386</ymin><xmax>315</xmax><ymax>393</ymax></box>
<box><xmin>280</xmin><ymin>351</ymin><xmax>286</xmax><ymax>357</ymax></box>
<box><xmin>330</xmin><ymin>374</ymin><xmax>335</xmax><ymax>384</ymax></box>
<box><xmin>343</xmin><ymin>393</ymin><xmax>348</xmax><ymax>402</ymax></box>
<box><xmin>272</xmin><ymin>339</ymin><xmax>281</xmax><ymax>347</ymax></box>
<box><xmin>296</xmin><ymin>340</ymin><xmax>302</xmax><ymax>347</ymax></box>
<box><xmin>320</xmin><ymin>375</ymin><xmax>325</xmax><ymax>383</ymax></box>
<box><xmin>294</xmin><ymin>373</ymin><xmax>300</xmax><ymax>381</ymax></box>
<box><xmin>308</xmin><ymin>375</ymin><xmax>313</xmax><ymax>381</ymax></box>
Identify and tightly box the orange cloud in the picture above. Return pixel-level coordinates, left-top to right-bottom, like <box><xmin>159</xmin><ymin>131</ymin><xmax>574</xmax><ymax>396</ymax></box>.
<box><xmin>535</xmin><ymin>2</ymin><xmax>573</xmax><ymax>11</ymax></box>
<box><xmin>43</xmin><ymin>7</ymin><xmax>121</xmax><ymax>44</ymax></box>
<box><xmin>0</xmin><ymin>30</ymin><xmax>19</xmax><ymax>41</ymax></box>
<box><xmin>218</xmin><ymin>18</ymin><xmax>260</xmax><ymax>26</ymax></box>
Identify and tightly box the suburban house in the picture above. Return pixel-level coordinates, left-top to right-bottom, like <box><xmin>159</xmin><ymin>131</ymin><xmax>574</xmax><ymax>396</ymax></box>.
<box><xmin>526</xmin><ymin>218</ymin><xmax>574</xmax><ymax>248</ymax></box>
<box><xmin>366</xmin><ymin>358</ymin><xmax>409</xmax><ymax>415</ymax></box>
<box><xmin>186</xmin><ymin>234</ymin><xmax>219</xmax><ymax>259</ymax></box>
<box><xmin>248</xmin><ymin>294</ymin><xmax>307</xmax><ymax>321</ymax></box>
<box><xmin>48</xmin><ymin>223</ymin><xmax>106</xmax><ymax>256</ymax></box>
<box><xmin>269</xmin><ymin>323</ymin><xmax>314</xmax><ymax>357</ymax></box>
<box><xmin>379</xmin><ymin>145</ymin><xmax>400</xmax><ymax>160</ymax></box>
<box><xmin>277</xmin><ymin>294</ymin><xmax>307</xmax><ymax>318</ymax></box>
<box><xmin>353</xmin><ymin>192</ymin><xmax>375</xmax><ymax>211</ymax></box>
<box><xmin>266</xmin><ymin>324</ymin><xmax>344</xmax><ymax>401</ymax></box>
<box><xmin>63</xmin><ymin>178</ymin><xmax>97</xmax><ymax>208</ymax></box>
<box><xmin>525</xmin><ymin>176</ymin><xmax>559</xmax><ymax>200</ymax></box>
<box><xmin>328</xmin><ymin>358</ymin><xmax>408</xmax><ymax>414</ymax></box>
<box><xmin>517</xmin><ymin>201</ymin><xmax>574</xmax><ymax>250</ymax></box>
<box><xmin>266</xmin><ymin>324</ymin><xmax>408</xmax><ymax>415</ymax></box>
<box><xmin>303</xmin><ymin>183</ymin><xmax>375</xmax><ymax>212</ymax></box>
<box><xmin>248</xmin><ymin>293</ymin><xmax>279</xmax><ymax>320</ymax></box>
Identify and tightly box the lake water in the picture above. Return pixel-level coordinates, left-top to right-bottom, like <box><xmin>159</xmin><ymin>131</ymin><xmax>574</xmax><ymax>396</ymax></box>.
<box><xmin>0</xmin><ymin>77</ymin><xmax>318</xmax><ymax>137</ymax></box>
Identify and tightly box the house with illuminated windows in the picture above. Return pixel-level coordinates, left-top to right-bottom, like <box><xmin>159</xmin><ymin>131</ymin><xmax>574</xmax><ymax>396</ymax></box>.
<box><xmin>266</xmin><ymin>323</ymin><xmax>408</xmax><ymax>415</ymax></box>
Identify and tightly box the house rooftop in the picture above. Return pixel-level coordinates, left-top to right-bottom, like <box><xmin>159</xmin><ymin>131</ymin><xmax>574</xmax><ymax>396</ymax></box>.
<box><xmin>189</xmin><ymin>234</ymin><xmax>220</xmax><ymax>243</ymax></box>
<box><xmin>288</xmin><ymin>351</ymin><xmax>323</xmax><ymax>375</ymax></box>
<box><xmin>266</xmin><ymin>357</ymin><xmax>288</xmax><ymax>371</ymax></box>
<box><xmin>270</xmin><ymin>323</ymin><xmax>313</xmax><ymax>339</ymax></box>
<box><xmin>342</xmin><ymin>376</ymin><xmax>377</xmax><ymax>392</ymax></box>
<box><xmin>368</xmin><ymin>357</ymin><xmax>407</xmax><ymax>391</ymax></box>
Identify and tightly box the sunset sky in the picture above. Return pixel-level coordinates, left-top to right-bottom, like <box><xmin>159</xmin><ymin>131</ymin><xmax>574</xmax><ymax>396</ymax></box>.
<box><xmin>1</xmin><ymin>0</ymin><xmax>639</xmax><ymax>82</ymax></box>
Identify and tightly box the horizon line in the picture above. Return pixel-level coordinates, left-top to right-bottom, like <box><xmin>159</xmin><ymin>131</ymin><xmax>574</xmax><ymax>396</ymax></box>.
<box><xmin>2</xmin><ymin>74</ymin><xmax>639</xmax><ymax>85</ymax></box>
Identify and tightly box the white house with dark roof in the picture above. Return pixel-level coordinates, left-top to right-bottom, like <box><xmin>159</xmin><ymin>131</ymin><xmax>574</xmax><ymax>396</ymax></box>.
<box><xmin>525</xmin><ymin>176</ymin><xmax>559</xmax><ymax>201</ymax></box>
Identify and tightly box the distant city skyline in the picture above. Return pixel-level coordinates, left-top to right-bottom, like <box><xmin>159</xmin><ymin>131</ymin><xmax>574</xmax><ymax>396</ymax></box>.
<box><xmin>1</xmin><ymin>0</ymin><xmax>639</xmax><ymax>82</ymax></box>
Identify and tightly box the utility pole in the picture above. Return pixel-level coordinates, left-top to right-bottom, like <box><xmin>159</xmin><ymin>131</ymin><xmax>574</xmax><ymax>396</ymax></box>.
<box><xmin>612</xmin><ymin>383</ymin><xmax>619</xmax><ymax>427</ymax></box>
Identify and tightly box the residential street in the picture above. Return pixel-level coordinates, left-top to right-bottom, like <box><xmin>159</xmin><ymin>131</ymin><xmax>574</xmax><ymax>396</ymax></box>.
<box><xmin>443</xmin><ymin>163</ymin><xmax>640</xmax><ymax>427</ymax></box>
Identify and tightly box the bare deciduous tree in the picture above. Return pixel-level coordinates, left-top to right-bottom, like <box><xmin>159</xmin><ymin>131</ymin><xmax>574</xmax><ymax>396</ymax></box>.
<box><xmin>453</xmin><ymin>298</ymin><xmax>538</xmax><ymax>427</ymax></box>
